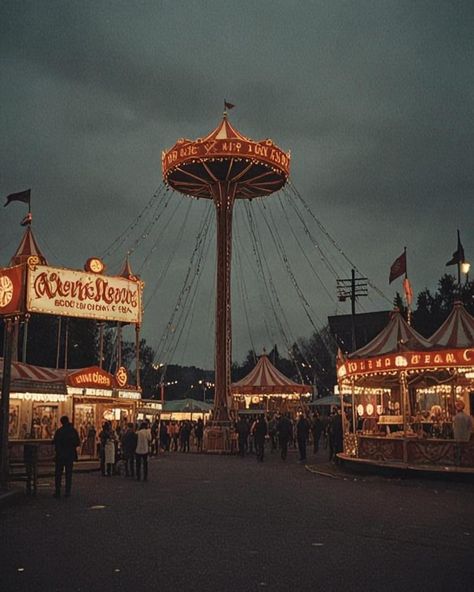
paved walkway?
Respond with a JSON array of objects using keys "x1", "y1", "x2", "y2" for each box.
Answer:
[{"x1": 1, "y1": 448, "x2": 473, "y2": 591}]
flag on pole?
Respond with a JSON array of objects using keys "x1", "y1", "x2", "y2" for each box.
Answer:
[
  {"x1": 389, "y1": 251, "x2": 407, "y2": 284},
  {"x1": 20, "y1": 212, "x2": 32, "y2": 226},
  {"x1": 4, "y1": 188, "x2": 31, "y2": 207},
  {"x1": 446, "y1": 230, "x2": 465, "y2": 266},
  {"x1": 224, "y1": 100, "x2": 235, "y2": 110},
  {"x1": 403, "y1": 277, "x2": 413, "y2": 306}
]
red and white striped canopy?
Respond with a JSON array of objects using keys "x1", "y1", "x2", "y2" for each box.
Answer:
[
  {"x1": 349, "y1": 309, "x2": 432, "y2": 359},
  {"x1": 429, "y1": 301, "x2": 474, "y2": 349},
  {"x1": 231, "y1": 354, "x2": 311, "y2": 395},
  {"x1": 0, "y1": 358, "x2": 65, "y2": 383},
  {"x1": 9, "y1": 226, "x2": 48, "y2": 266}
]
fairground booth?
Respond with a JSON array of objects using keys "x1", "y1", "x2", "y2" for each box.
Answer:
[
  {"x1": 0, "y1": 223, "x2": 144, "y2": 479},
  {"x1": 231, "y1": 353, "x2": 312, "y2": 416},
  {"x1": 2, "y1": 360, "x2": 142, "y2": 461},
  {"x1": 336, "y1": 303, "x2": 474, "y2": 472}
]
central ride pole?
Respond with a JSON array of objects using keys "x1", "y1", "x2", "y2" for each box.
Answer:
[{"x1": 211, "y1": 182, "x2": 237, "y2": 424}]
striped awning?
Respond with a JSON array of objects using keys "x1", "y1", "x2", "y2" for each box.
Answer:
[
  {"x1": 428, "y1": 301, "x2": 474, "y2": 349},
  {"x1": 349, "y1": 309, "x2": 432, "y2": 359},
  {"x1": 231, "y1": 355, "x2": 311, "y2": 395},
  {"x1": 1, "y1": 358, "x2": 65, "y2": 383}
]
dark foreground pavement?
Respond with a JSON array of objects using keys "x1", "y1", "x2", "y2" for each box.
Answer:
[{"x1": 1, "y1": 449, "x2": 473, "y2": 592}]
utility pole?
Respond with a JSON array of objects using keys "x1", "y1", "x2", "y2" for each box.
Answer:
[{"x1": 337, "y1": 269, "x2": 368, "y2": 352}]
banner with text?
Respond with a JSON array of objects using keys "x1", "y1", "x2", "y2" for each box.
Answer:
[{"x1": 26, "y1": 265, "x2": 142, "y2": 324}]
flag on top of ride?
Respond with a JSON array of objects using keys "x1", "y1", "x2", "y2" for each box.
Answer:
[
  {"x1": 446, "y1": 230, "x2": 465, "y2": 266},
  {"x1": 224, "y1": 100, "x2": 235, "y2": 110},
  {"x1": 389, "y1": 250, "x2": 406, "y2": 284},
  {"x1": 4, "y1": 188, "x2": 31, "y2": 207}
]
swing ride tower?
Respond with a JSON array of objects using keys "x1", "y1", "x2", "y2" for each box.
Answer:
[{"x1": 162, "y1": 110, "x2": 290, "y2": 446}]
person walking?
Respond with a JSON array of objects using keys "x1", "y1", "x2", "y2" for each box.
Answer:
[
  {"x1": 104, "y1": 424, "x2": 117, "y2": 476},
  {"x1": 328, "y1": 407, "x2": 343, "y2": 464},
  {"x1": 254, "y1": 415, "x2": 268, "y2": 462},
  {"x1": 311, "y1": 411, "x2": 323, "y2": 454},
  {"x1": 277, "y1": 413, "x2": 293, "y2": 460},
  {"x1": 195, "y1": 418, "x2": 204, "y2": 452},
  {"x1": 296, "y1": 413, "x2": 311, "y2": 462},
  {"x1": 135, "y1": 422, "x2": 152, "y2": 481},
  {"x1": 268, "y1": 414, "x2": 278, "y2": 452},
  {"x1": 121, "y1": 423, "x2": 138, "y2": 477},
  {"x1": 235, "y1": 416, "x2": 250, "y2": 457},
  {"x1": 52, "y1": 416, "x2": 80, "y2": 498}
]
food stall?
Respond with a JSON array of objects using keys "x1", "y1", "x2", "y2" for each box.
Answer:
[
  {"x1": 337, "y1": 304, "x2": 474, "y2": 472},
  {"x1": 2, "y1": 360, "x2": 142, "y2": 460}
]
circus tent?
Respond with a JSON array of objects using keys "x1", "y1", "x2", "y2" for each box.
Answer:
[
  {"x1": 348, "y1": 308, "x2": 432, "y2": 359},
  {"x1": 428, "y1": 301, "x2": 474, "y2": 349},
  {"x1": 232, "y1": 354, "x2": 311, "y2": 395},
  {"x1": 231, "y1": 354, "x2": 311, "y2": 413}
]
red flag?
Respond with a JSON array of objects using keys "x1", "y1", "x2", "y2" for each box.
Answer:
[
  {"x1": 224, "y1": 100, "x2": 235, "y2": 110},
  {"x1": 4, "y1": 188, "x2": 31, "y2": 207},
  {"x1": 403, "y1": 277, "x2": 413, "y2": 306},
  {"x1": 389, "y1": 251, "x2": 406, "y2": 284}
]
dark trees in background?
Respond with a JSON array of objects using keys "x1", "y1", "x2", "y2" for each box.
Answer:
[
  {"x1": 412, "y1": 274, "x2": 474, "y2": 337},
  {"x1": 0, "y1": 315, "x2": 99, "y2": 368}
]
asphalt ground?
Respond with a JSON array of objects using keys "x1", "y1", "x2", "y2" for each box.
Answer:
[{"x1": 1, "y1": 447, "x2": 473, "y2": 592}]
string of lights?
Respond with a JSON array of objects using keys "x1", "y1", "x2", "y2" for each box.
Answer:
[
  {"x1": 101, "y1": 183, "x2": 167, "y2": 260},
  {"x1": 287, "y1": 181, "x2": 393, "y2": 306}
]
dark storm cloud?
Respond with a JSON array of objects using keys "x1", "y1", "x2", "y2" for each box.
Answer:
[{"x1": 1, "y1": 0, "x2": 473, "y2": 365}]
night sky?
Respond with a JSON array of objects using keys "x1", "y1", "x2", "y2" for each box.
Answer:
[{"x1": 1, "y1": 1, "x2": 473, "y2": 368}]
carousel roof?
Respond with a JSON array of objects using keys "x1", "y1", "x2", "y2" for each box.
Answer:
[
  {"x1": 9, "y1": 226, "x2": 48, "y2": 266},
  {"x1": 162, "y1": 114, "x2": 290, "y2": 200},
  {"x1": 200, "y1": 115, "x2": 252, "y2": 143},
  {"x1": 428, "y1": 301, "x2": 474, "y2": 349},
  {"x1": 349, "y1": 309, "x2": 432, "y2": 359},
  {"x1": 231, "y1": 354, "x2": 311, "y2": 395}
]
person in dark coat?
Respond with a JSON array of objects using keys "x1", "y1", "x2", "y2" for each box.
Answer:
[
  {"x1": 296, "y1": 414, "x2": 311, "y2": 462},
  {"x1": 328, "y1": 407, "x2": 343, "y2": 463},
  {"x1": 253, "y1": 415, "x2": 268, "y2": 462},
  {"x1": 195, "y1": 418, "x2": 204, "y2": 452},
  {"x1": 121, "y1": 423, "x2": 138, "y2": 477},
  {"x1": 276, "y1": 413, "x2": 293, "y2": 460},
  {"x1": 311, "y1": 411, "x2": 324, "y2": 454},
  {"x1": 235, "y1": 417, "x2": 250, "y2": 457},
  {"x1": 52, "y1": 416, "x2": 80, "y2": 498}
]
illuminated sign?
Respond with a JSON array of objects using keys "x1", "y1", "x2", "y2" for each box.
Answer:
[
  {"x1": 0, "y1": 265, "x2": 25, "y2": 316},
  {"x1": 26, "y1": 264, "x2": 142, "y2": 324},
  {"x1": 68, "y1": 367, "x2": 114, "y2": 389},
  {"x1": 163, "y1": 138, "x2": 290, "y2": 177},
  {"x1": 338, "y1": 348, "x2": 474, "y2": 378}
]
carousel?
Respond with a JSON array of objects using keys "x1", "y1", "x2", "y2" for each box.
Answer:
[
  {"x1": 337, "y1": 303, "x2": 474, "y2": 473},
  {"x1": 231, "y1": 352, "x2": 312, "y2": 415}
]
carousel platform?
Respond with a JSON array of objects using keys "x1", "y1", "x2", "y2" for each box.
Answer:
[{"x1": 337, "y1": 453, "x2": 474, "y2": 481}]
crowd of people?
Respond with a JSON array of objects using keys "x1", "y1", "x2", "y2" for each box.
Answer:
[
  {"x1": 234, "y1": 407, "x2": 344, "y2": 463},
  {"x1": 51, "y1": 408, "x2": 345, "y2": 497}
]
